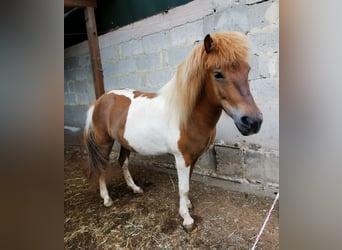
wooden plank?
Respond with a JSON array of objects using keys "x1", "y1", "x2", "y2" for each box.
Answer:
[
  {"x1": 64, "y1": 0, "x2": 97, "y2": 8},
  {"x1": 84, "y1": 7, "x2": 105, "y2": 99}
]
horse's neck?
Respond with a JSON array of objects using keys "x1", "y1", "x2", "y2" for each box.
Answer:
[{"x1": 189, "y1": 82, "x2": 222, "y2": 130}]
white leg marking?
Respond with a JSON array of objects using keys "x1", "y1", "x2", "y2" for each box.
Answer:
[
  {"x1": 99, "y1": 173, "x2": 113, "y2": 207},
  {"x1": 186, "y1": 197, "x2": 193, "y2": 209},
  {"x1": 122, "y1": 159, "x2": 143, "y2": 194},
  {"x1": 175, "y1": 155, "x2": 194, "y2": 227}
]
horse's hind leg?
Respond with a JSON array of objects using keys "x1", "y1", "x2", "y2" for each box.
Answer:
[
  {"x1": 99, "y1": 172, "x2": 113, "y2": 207},
  {"x1": 84, "y1": 127, "x2": 114, "y2": 207},
  {"x1": 119, "y1": 146, "x2": 143, "y2": 194},
  {"x1": 97, "y1": 141, "x2": 114, "y2": 207}
]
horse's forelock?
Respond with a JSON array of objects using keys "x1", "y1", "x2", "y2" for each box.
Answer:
[{"x1": 205, "y1": 32, "x2": 250, "y2": 69}]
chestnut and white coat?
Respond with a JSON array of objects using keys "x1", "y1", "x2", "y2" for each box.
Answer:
[{"x1": 84, "y1": 32, "x2": 263, "y2": 232}]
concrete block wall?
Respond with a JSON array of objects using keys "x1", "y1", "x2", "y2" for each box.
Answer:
[{"x1": 64, "y1": 0, "x2": 279, "y2": 195}]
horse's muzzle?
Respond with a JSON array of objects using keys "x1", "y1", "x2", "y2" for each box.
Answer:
[{"x1": 235, "y1": 113, "x2": 263, "y2": 136}]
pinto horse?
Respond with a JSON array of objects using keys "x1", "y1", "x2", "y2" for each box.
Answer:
[{"x1": 84, "y1": 32, "x2": 262, "y2": 232}]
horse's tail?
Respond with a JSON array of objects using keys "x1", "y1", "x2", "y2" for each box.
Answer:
[{"x1": 83, "y1": 105, "x2": 108, "y2": 181}]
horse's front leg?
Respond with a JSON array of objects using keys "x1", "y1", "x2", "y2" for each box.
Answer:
[{"x1": 174, "y1": 155, "x2": 196, "y2": 232}]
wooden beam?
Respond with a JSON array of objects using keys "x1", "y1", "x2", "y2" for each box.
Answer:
[
  {"x1": 84, "y1": 7, "x2": 105, "y2": 99},
  {"x1": 64, "y1": 0, "x2": 97, "y2": 8}
]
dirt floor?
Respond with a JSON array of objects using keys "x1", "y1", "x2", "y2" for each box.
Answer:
[{"x1": 64, "y1": 146, "x2": 279, "y2": 249}]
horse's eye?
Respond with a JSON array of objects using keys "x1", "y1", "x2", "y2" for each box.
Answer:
[{"x1": 214, "y1": 71, "x2": 224, "y2": 80}]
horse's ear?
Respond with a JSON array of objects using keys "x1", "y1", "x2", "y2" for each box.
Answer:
[{"x1": 204, "y1": 34, "x2": 213, "y2": 53}]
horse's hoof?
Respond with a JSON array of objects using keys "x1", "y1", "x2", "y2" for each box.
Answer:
[
  {"x1": 182, "y1": 223, "x2": 198, "y2": 234},
  {"x1": 104, "y1": 199, "x2": 113, "y2": 207},
  {"x1": 134, "y1": 188, "x2": 144, "y2": 194}
]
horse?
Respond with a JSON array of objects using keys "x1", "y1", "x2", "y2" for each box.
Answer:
[{"x1": 83, "y1": 32, "x2": 263, "y2": 233}]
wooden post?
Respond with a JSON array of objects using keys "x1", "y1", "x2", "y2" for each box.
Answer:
[
  {"x1": 64, "y1": 0, "x2": 97, "y2": 8},
  {"x1": 84, "y1": 7, "x2": 105, "y2": 99}
]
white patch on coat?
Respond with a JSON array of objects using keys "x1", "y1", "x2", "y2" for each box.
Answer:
[
  {"x1": 123, "y1": 90, "x2": 181, "y2": 155},
  {"x1": 85, "y1": 105, "x2": 94, "y2": 131},
  {"x1": 107, "y1": 88, "x2": 134, "y2": 100}
]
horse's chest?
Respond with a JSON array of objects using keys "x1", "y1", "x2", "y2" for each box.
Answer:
[{"x1": 177, "y1": 126, "x2": 216, "y2": 166}]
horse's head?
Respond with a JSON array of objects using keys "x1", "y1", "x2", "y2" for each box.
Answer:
[{"x1": 203, "y1": 32, "x2": 263, "y2": 136}]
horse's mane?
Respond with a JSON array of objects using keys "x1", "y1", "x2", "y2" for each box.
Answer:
[{"x1": 159, "y1": 32, "x2": 250, "y2": 127}]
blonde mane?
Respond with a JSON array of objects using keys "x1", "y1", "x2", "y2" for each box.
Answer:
[{"x1": 159, "y1": 32, "x2": 250, "y2": 127}]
